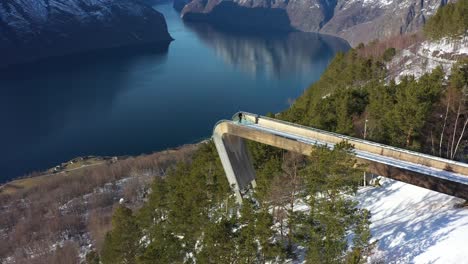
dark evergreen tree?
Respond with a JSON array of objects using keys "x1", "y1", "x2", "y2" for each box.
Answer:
[
  {"x1": 424, "y1": 0, "x2": 468, "y2": 40},
  {"x1": 299, "y1": 142, "x2": 367, "y2": 263},
  {"x1": 101, "y1": 206, "x2": 141, "y2": 264},
  {"x1": 85, "y1": 251, "x2": 100, "y2": 264},
  {"x1": 238, "y1": 201, "x2": 258, "y2": 263}
]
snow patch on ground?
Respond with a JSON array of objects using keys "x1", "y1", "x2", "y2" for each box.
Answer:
[
  {"x1": 388, "y1": 37, "x2": 468, "y2": 82},
  {"x1": 362, "y1": 0, "x2": 392, "y2": 7},
  {"x1": 420, "y1": 37, "x2": 468, "y2": 57},
  {"x1": 357, "y1": 177, "x2": 468, "y2": 263},
  {"x1": 343, "y1": 0, "x2": 395, "y2": 9}
]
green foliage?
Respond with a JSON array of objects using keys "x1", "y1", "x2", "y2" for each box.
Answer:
[
  {"x1": 303, "y1": 142, "x2": 363, "y2": 197},
  {"x1": 101, "y1": 206, "x2": 141, "y2": 264},
  {"x1": 255, "y1": 208, "x2": 283, "y2": 261},
  {"x1": 366, "y1": 80, "x2": 396, "y2": 143},
  {"x1": 424, "y1": 0, "x2": 468, "y2": 40},
  {"x1": 282, "y1": 42, "x2": 446, "y2": 152},
  {"x1": 386, "y1": 69, "x2": 443, "y2": 148},
  {"x1": 196, "y1": 217, "x2": 238, "y2": 263},
  {"x1": 85, "y1": 251, "x2": 100, "y2": 264},
  {"x1": 100, "y1": 140, "x2": 371, "y2": 263},
  {"x1": 101, "y1": 142, "x2": 283, "y2": 263},
  {"x1": 281, "y1": 49, "x2": 384, "y2": 132},
  {"x1": 137, "y1": 176, "x2": 168, "y2": 228},
  {"x1": 252, "y1": 156, "x2": 282, "y2": 203},
  {"x1": 382, "y1": 47, "x2": 396, "y2": 62},
  {"x1": 238, "y1": 201, "x2": 259, "y2": 262},
  {"x1": 450, "y1": 58, "x2": 468, "y2": 89},
  {"x1": 139, "y1": 142, "x2": 230, "y2": 263},
  {"x1": 296, "y1": 142, "x2": 368, "y2": 263},
  {"x1": 136, "y1": 224, "x2": 184, "y2": 264}
]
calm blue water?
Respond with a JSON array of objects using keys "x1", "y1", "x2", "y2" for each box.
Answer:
[{"x1": 0, "y1": 2, "x2": 349, "y2": 182}]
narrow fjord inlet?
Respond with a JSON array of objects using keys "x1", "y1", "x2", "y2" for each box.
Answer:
[{"x1": 0, "y1": 2, "x2": 349, "y2": 181}]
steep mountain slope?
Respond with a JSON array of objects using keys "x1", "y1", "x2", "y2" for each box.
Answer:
[
  {"x1": 0, "y1": 0, "x2": 173, "y2": 68},
  {"x1": 321, "y1": 0, "x2": 450, "y2": 45},
  {"x1": 180, "y1": 0, "x2": 455, "y2": 46}
]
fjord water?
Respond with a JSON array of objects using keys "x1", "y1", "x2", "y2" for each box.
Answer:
[{"x1": 0, "y1": 2, "x2": 349, "y2": 182}]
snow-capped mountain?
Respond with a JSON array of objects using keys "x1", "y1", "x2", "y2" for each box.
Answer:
[
  {"x1": 180, "y1": 0, "x2": 455, "y2": 46},
  {"x1": 0, "y1": 0, "x2": 173, "y2": 68}
]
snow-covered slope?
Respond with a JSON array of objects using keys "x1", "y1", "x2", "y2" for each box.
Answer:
[
  {"x1": 357, "y1": 177, "x2": 468, "y2": 263},
  {"x1": 0, "y1": 0, "x2": 173, "y2": 68},
  {"x1": 387, "y1": 36, "x2": 468, "y2": 82}
]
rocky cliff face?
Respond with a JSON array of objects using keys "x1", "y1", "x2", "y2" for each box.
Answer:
[
  {"x1": 181, "y1": 0, "x2": 454, "y2": 46},
  {"x1": 0, "y1": 0, "x2": 173, "y2": 68},
  {"x1": 322, "y1": 0, "x2": 453, "y2": 45}
]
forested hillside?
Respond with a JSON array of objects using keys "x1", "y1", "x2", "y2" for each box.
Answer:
[
  {"x1": 424, "y1": 0, "x2": 468, "y2": 40},
  {"x1": 97, "y1": 142, "x2": 371, "y2": 263},
  {"x1": 282, "y1": 52, "x2": 467, "y2": 159}
]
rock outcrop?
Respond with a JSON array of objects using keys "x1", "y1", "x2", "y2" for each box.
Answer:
[
  {"x1": 0, "y1": 0, "x2": 173, "y2": 68},
  {"x1": 180, "y1": 0, "x2": 455, "y2": 46}
]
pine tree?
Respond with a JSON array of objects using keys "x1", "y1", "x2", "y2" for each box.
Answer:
[
  {"x1": 137, "y1": 224, "x2": 184, "y2": 264},
  {"x1": 137, "y1": 176, "x2": 168, "y2": 228},
  {"x1": 424, "y1": 0, "x2": 468, "y2": 40},
  {"x1": 255, "y1": 208, "x2": 282, "y2": 263},
  {"x1": 300, "y1": 142, "x2": 366, "y2": 263},
  {"x1": 85, "y1": 251, "x2": 100, "y2": 264},
  {"x1": 197, "y1": 217, "x2": 238, "y2": 263},
  {"x1": 238, "y1": 201, "x2": 258, "y2": 263},
  {"x1": 366, "y1": 80, "x2": 395, "y2": 143},
  {"x1": 101, "y1": 206, "x2": 141, "y2": 264},
  {"x1": 388, "y1": 68, "x2": 443, "y2": 149},
  {"x1": 136, "y1": 142, "x2": 233, "y2": 263}
]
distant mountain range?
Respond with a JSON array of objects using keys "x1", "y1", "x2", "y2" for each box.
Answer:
[
  {"x1": 0, "y1": 0, "x2": 173, "y2": 68},
  {"x1": 0, "y1": 0, "x2": 455, "y2": 68},
  {"x1": 179, "y1": 0, "x2": 455, "y2": 46}
]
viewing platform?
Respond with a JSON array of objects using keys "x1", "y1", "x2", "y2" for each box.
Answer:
[{"x1": 213, "y1": 112, "x2": 468, "y2": 202}]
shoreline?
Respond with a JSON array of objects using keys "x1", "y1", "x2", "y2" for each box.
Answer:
[{"x1": 0, "y1": 141, "x2": 208, "y2": 196}]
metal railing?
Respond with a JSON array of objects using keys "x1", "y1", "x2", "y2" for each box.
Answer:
[{"x1": 235, "y1": 111, "x2": 468, "y2": 169}]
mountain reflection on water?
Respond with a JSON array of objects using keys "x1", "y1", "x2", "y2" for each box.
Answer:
[{"x1": 186, "y1": 23, "x2": 350, "y2": 78}]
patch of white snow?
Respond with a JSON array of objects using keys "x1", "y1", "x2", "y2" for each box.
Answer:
[{"x1": 357, "y1": 177, "x2": 468, "y2": 263}]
